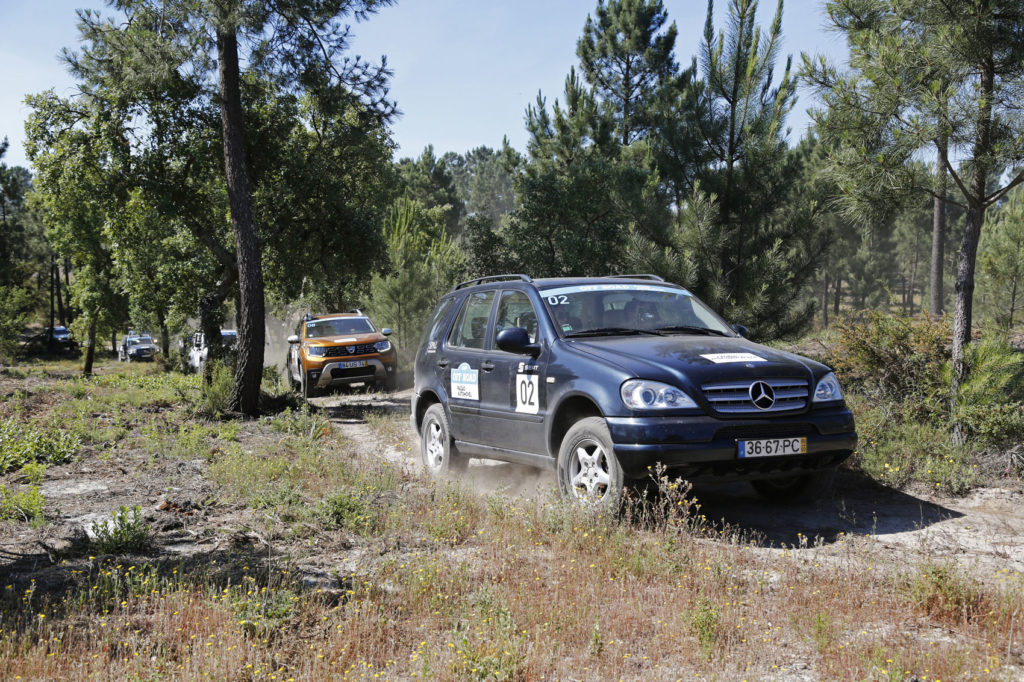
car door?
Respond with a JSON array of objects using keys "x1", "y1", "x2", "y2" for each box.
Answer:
[
  {"x1": 440, "y1": 289, "x2": 496, "y2": 443},
  {"x1": 477, "y1": 289, "x2": 548, "y2": 455}
]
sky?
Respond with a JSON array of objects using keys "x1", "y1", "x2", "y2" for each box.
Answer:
[{"x1": 0, "y1": 0, "x2": 846, "y2": 170}]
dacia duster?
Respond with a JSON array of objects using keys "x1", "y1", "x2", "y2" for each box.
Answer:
[
  {"x1": 411, "y1": 275, "x2": 857, "y2": 505},
  {"x1": 287, "y1": 311, "x2": 398, "y2": 398}
]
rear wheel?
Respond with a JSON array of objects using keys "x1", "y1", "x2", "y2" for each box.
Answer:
[
  {"x1": 420, "y1": 404, "x2": 467, "y2": 476},
  {"x1": 557, "y1": 417, "x2": 624, "y2": 508},
  {"x1": 750, "y1": 469, "x2": 836, "y2": 503}
]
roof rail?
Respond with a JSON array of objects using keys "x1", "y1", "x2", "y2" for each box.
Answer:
[
  {"x1": 347, "y1": 309, "x2": 363, "y2": 315},
  {"x1": 453, "y1": 274, "x2": 533, "y2": 290},
  {"x1": 601, "y1": 274, "x2": 665, "y2": 282}
]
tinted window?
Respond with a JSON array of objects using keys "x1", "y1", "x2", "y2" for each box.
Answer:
[
  {"x1": 420, "y1": 298, "x2": 455, "y2": 349},
  {"x1": 448, "y1": 291, "x2": 495, "y2": 349},
  {"x1": 493, "y1": 290, "x2": 538, "y2": 345},
  {"x1": 305, "y1": 317, "x2": 375, "y2": 338}
]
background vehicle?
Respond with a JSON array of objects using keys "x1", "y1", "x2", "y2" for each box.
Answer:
[
  {"x1": 412, "y1": 274, "x2": 857, "y2": 507},
  {"x1": 118, "y1": 333, "x2": 158, "y2": 362},
  {"x1": 286, "y1": 311, "x2": 397, "y2": 399},
  {"x1": 187, "y1": 330, "x2": 238, "y2": 373}
]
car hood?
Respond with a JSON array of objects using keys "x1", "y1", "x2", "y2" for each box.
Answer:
[
  {"x1": 568, "y1": 334, "x2": 829, "y2": 388},
  {"x1": 130, "y1": 343, "x2": 157, "y2": 351},
  {"x1": 306, "y1": 333, "x2": 383, "y2": 347}
]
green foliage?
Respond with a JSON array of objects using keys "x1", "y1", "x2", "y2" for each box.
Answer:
[
  {"x1": 688, "y1": 595, "x2": 720, "y2": 660},
  {"x1": 0, "y1": 484, "x2": 45, "y2": 523},
  {"x1": 196, "y1": 361, "x2": 234, "y2": 418},
  {"x1": 0, "y1": 418, "x2": 80, "y2": 473},
  {"x1": 946, "y1": 334, "x2": 1024, "y2": 447},
  {"x1": 0, "y1": 286, "x2": 32, "y2": 361},
  {"x1": 266, "y1": 405, "x2": 330, "y2": 441},
  {"x1": 980, "y1": 189, "x2": 1024, "y2": 329},
  {"x1": 831, "y1": 312, "x2": 949, "y2": 404},
  {"x1": 369, "y1": 197, "x2": 465, "y2": 360},
  {"x1": 396, "y1": 146, "x2": 463, "y2": 236},
  {"x1": 90, "y1": 505, "x2": 152, "y2": 554},
  {"x1": 907, "y1": 562, "x2": 986, "y2": 625},
  {"x1": 318, "y1": 488, "x2": 382, "y2": 535},
  {"x1": 19, "y1": 462, "x2": 46, "y2": 485}
]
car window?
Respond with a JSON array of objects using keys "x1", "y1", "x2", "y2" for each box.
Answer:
[
  {"x1": 448, "y1": 291, "x2": 495, "y2": 349},
  {"x1": 305, "y1": 317, "x2": 375, "y2": 338},
  {"x1": 420, "y1": 298, "x2": 454, "y2": 350},
  {"x1": 493, "y1": 290, "x2": 538, "y2": 345},
  {"x1": 541, "y1": 283, "x2": 733, "y2": 335}
]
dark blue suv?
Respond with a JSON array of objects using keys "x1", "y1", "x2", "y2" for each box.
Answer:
[{"x1": 411, "y1": 274, "x2": 856, "y2": 505}]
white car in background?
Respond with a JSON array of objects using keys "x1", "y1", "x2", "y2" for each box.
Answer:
[{"x1": 187, "y1": 330, "x2": 238, "y2": 372}]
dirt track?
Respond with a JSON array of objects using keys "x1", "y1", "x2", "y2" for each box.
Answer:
[{"x1": 318, "y1": 388, "x2": 1024, "y2": 575}]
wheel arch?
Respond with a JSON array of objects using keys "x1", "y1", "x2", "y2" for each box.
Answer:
[
  {"x1": 547, "y1": 393, "x2": 603, "y2": 457},
  {"x1": 414, "y1": 389, "x2": 444, "y2": 433}
]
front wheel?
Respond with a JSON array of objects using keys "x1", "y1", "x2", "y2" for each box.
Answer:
[
  {"x1": 557, "y1": 417, "x2": 624, "y2": 508},
  {"x1": 300, "y1": 367, "x2": 316, "y2": 400},
  {"x1": 420, "y1": 404, "x2": 467, "y2": 476},
  {"x1": 750, "y1": 469, "x2": 836, "y2": 503}
]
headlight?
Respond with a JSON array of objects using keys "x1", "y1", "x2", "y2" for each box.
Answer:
[
  {"x1": 374, "y1": 340, "x2": 392, "y2": 352},
  {"x1": 621, "y1": 379, "x2": 698, "y2": 410},
  {"x1": 813, "y1": 372, "x2": 843, "y2": 403},
  {"x1": 307, "y1": 346, "x2": 327, "y2": 357}
]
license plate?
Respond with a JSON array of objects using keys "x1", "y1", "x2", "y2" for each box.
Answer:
[
  {"x1": 340, "y1": 360, "x2": 366, "y2": 369},
  {"x1": 738, "y1": 437, "x2": 807, "y2": 458}
]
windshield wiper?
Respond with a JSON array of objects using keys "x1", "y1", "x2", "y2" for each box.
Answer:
[
  {"x1": 652, "y1": 325, "x2": 729, "y2": 336},
  {"x1": 564, "y1": 327, "x2": 661, "y2": 338}
]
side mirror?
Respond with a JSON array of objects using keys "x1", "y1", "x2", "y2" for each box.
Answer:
[
  {"x1": 731, "y1": 323, "x2": 749, "y2": 338},
  {"x1": 381, "y1": 328, "x2": 393, "y2": 337},
  {"x1": 287, "y1": 335, "x2": 300, "y2": 344},
  {"x1": 496, "y1": 327, "x2": 541, "y2": 357}
]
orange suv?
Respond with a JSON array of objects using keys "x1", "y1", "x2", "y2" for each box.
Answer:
[{"x1": 286, "y1": 311, "x2": 398, "y2": 398}]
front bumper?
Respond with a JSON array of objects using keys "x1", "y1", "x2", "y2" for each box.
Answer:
[
  {"x1": 606, "y1": 406, "x2": 857, "y2": 481},
  {"x1": 307, "y1": 358, "x2": 397, "y2": 388}
]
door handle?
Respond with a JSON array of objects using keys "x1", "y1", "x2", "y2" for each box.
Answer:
[
  {"x1": 480, "y1": 361, "x2": 495, "y2": 372},
  {"x1": 437, "y1": 358, "x2": 450, "y2": 369}
]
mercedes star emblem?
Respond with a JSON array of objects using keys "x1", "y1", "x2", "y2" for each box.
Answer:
[{"x1": 749, "y1": 381, "x2": 775, "y2": 410}]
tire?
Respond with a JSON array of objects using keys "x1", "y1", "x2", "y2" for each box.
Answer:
[
  {"x1": 287, "y1": 355, "x2": 299, "y2": 390},
  {"x1": 557, "y1": 416, "x2": 624, "y2": 508},
  {"x1": 420, "y1": 404, "x2": 467, "y2": 476},
  {"x1": 750, "y1": 469, "x2": 836, "y2": 503}
]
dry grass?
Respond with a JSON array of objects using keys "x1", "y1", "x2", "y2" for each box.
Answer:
[{"x1": 0, "y1": 362, "x2": 1022, "y2": 680}]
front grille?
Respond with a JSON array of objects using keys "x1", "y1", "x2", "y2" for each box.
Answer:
[
  {"x1": 701, "y1": 378, "x2": 808, "y2": 414},
  {"x1": 322, "y1": 343, "x2": 377, "y2": 358}
]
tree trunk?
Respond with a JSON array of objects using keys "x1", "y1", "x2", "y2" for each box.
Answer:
[
  {"x1": 217, "y1": 23, "x2": 265, "y2": 416},
  {"x1": 63, "y1": 257, "x2": 74, "y2": 324},
  {"x1": 951, "y1": 56, "x2": 995, "y2": 423},
  {"x1": 54, "y1": 260, "x2": 66, "y2": 327},
  {"x1": 82, "y1": 317, "x2": 97, "y2": 376},
  {"x1": 200, "y1": 290, "x2": 225, "y2": 386},
  {"x1": 833, "y1": 275, "x2": 842, "y2": 316},
  {"x1": 931, "y1": 139, "x2": 947, "y2": 317},
  {"x1": 158, "y1": 309, "x2": 170, "y2": 358},
  {"x1": 48, "y1": 254, "x2": 55, "y2": 353},
  {"x1": 821, "y1": 270, "x2": 829, "y2": 328}
]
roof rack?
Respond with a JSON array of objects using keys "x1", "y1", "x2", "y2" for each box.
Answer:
[
  {"x1": 453, "y1": 274, "x2": 533, "y2": 290},
  {"x1": 347, "y1": 309, "x2": 362, "y2": 315},
  {"x1": 601, "y1": 274, "x2": 665, "y2": 282}
]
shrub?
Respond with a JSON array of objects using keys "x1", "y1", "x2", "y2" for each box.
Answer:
[
  {"x1": 907, "y1": 562, "x2": 987, "y2": 626},
  {"x1": 90, "y1": 505, "x2": 151, "y2": 554},
  {"x1": 318, "y1": 489, "x2": 381, "y2": 535},
  {"x1": 197, "y1": 361, "x2": 233, "y2": 417},
  {"x1": 947, "y1": 333, "x2": 1024, "y2": 446},
  {"x1": 0, "y1": 418, "x2": 80, "y2": 473},
  {"x1": 831, "y1": 312, "x2": 948, "y2": 405},
  {"x1": 0, "y1": 484, "x2": 45, "y2": 523}
]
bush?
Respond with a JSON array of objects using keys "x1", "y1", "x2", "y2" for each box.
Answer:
[
  {"x1": 947, "y1": 333, "x2": 1024, "y2": 447},
  {"x1": 196, "y1": 361, "x2": 233, "y2": 417},
  {"x1": 0, "y1": 484, "x2": 45, "y2": 523},
  {"x1": 90, "y1": 505, "x2": 151, "y2": 554},
  {"x1": 831, "y1": 312, "x2": 949, "y2": 406},
  {"x1": 0, "y1": 418, "x2": 80, "y2": 473}
]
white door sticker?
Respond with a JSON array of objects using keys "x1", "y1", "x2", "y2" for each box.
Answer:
[
  {"x1": 451, "y1": 362, "x2": 479, "y2": 400},
  {"x1": 700, "y1": 353, "x2": 766, "y2": 364},
  {"x1": 515, "y1": 373, "x2": 540, "y2": 414}
]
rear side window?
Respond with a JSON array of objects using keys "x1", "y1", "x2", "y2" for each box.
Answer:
[
  {"x1": 448, "y1": 291, "x2": 495, "y2": 349},
  {"x1": 420, "y1": 298, "x2": 455, "y2": 349}
]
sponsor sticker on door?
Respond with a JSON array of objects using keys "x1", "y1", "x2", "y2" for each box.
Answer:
[{"x1": 451, "y1": 362, "x2": 479, "y2": 400}]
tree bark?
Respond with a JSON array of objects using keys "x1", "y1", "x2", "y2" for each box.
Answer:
[
  {"x1": 82, "y1": 316, "x2": 97, "y2": 376},
  {"x1": 931, "y1": 139, "x2": 947, "y2": 317},
  {"x1": 821, "y1": 270, "x2": 829, "y2": 328},
  {"x1": 54, "y1": 260, "x2": 66, "y2": 327},
  {"x1": 199, "y1": 290, "x2": 224, "y2": 386},
  {"x1": 951, "y1": 55, "x2": 995, "y2": 419},
  {"x1": 217, "y1": 23, "x2": 265, "y2": 416}
]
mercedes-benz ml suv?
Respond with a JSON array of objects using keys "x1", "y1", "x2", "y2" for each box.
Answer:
[
  {"x1": 287, "y1": 311, "x2": 398, "y2": 398},
  {"x1": 411, "y1": 274, "x2": 856, "y2": 505}
]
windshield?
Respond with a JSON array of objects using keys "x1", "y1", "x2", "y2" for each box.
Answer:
[
  {"x1": 539, "y1": 284, "x2": 734, "y2": 337},
  {"x1": 305, "y1": 317, "x2": 375, "y2": 339},
  {"x1": 129, "y1": 336, "x2": 153, "y2": 345}
]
